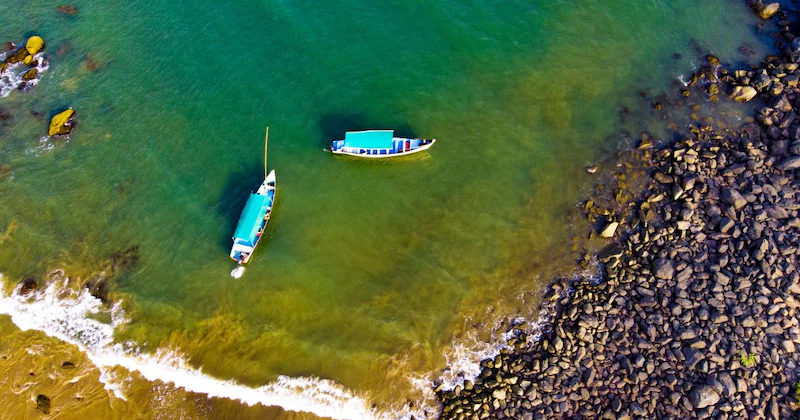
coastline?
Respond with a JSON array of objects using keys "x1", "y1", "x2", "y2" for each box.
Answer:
[
  {"x1": 435, "y1": 2, "x2": 800, "y2": 418},
  {"x1": 0, "y1": 1, "x2": 781, "y2": 419}
]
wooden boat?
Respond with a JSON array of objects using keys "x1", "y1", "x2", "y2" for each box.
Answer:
[
  {"x1": 330, "y1": 130, "x2": 435, "y2": 158},
  {"x1": 230, "y1": 128, "x2": 276, "y2": 265}
]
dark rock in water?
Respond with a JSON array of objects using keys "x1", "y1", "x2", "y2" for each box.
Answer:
[
  {"x1": 57, "y1": 5, "x2": 79, "y2": 15},
  {"x1": 84, "y1": 246, "x2": 140, "y2": 302},
  {"x1": 85, "y1": 55, "x2": 100, "y2": 72},
  {"x1": 707, "y1": 54, "x2": 720, "y2": 66},
  {"x1": 776, "y1": 156, "x2": 800, "y2": 170},
  {"x1": 35, "y1": 395, "x2": 50, "y2": 414},
  {"x1": 19, "y1": 278, "x2": 37, "y2": 295},
  {"x1": 652, "y1": 259, "x2": 675, "y2": 279}
]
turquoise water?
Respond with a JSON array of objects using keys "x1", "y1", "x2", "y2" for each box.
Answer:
[{"x1": 0, "y1": 0, "x2": 766, "y2": 417}]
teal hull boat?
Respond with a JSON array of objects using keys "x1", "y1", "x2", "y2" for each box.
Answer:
[
  {"x1": 331, "y1": 130, "x2": 435, "y2": 158},
  {"x1": 230, "y1": 170, "x2": 276, "y2": 264},
  {"x1": 230, "y1": 127, "x2": 276, "y2": 267}
]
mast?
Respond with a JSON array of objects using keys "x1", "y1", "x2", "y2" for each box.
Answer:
[{"x1": 264, "y1": 126, "x2": 269, "y2": 181}]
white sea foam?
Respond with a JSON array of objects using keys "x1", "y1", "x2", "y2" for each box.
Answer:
[
  {"x1": 0, "y1": 52, "x2": 49, "y2": 98},
  {"x1": 0, "y1": 273, "x2": 385, "y2": 420}
]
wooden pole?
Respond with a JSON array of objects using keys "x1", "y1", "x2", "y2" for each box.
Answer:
[{"x1": 264, "y1": 126, "x2": 269, "y2": 181}]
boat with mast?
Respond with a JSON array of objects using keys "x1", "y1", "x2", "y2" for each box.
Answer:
[
  {"x1": 230, "y1": 127, "x2": 276, "y2": 268},
  {"x1": 330, "y1": 130, "x2": 435, "y2": 158}
]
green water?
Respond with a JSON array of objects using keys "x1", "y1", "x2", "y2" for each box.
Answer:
[{"x1": 0, "y1": 0, "x2": 767, "y2": 417}]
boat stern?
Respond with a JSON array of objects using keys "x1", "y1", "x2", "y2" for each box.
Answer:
[
  {"x1": 230, "y1": 240, "x2": 255, "y2": 264},
  {"x1": 331, "y1": 140, "x2": 345, "y2": 153}
]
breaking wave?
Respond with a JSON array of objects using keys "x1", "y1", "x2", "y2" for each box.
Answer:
[
  {"x1": 0, "y1": 52, "x2": 49, "y2": 98},
  {"x1": 0, "y1": 273, "x2": 385, "y2": 420}
]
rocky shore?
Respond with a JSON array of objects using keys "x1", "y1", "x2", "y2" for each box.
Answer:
[{"x1": 435, "y1": 3, "x2": 800, "y2": 419}]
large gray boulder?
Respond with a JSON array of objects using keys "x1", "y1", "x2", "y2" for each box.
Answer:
[
  {"x1": 652, "y1": 259, "x2": 675, "y2": 279},
  {"x1": 721, "y1": 188, "x2": 747, "y2": 209},
  {"x1": 776, "y1": 156, "x2": 800, "y2": 171},
  {"x1": 689, "y1": 385, "x2": 721, "y2": 409}
]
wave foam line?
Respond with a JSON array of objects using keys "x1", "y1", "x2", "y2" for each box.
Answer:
[{"x1": 0, "y1": 274, "x2": 384, "y2": 420}]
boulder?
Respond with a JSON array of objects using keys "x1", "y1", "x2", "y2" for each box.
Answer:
[
  {"x1": 731, "y1": 86, "x2": 757, "y2": 102},
  {"x1": 776, "y1": 156, "x2": 800, "y2": 171},
  {"x1": 789, "y1": 38, "x2": 800, "y2": 64},
  {"x1": 25, "y1": 36, "x2": 44, "y2": 55},
  {"x1": 48, "y1": 108, "x2": 75, "y2": 136},
  {"x1": 752, "y1": 2, "x2": 780, "y2": 19},
  {"x1": 22, "y1": 68, "x2": 37, "y2": 80},
  {"x1": 689, "y1": 385, "x2": 721, "y2": 409},
  {"x1": 600, "y1": 222, "x2": 619, "y2": 238},
  {"x1": 721, "y1": 188, "x2": 747, "y2": 209},
  {"x1": 652, "y1": 259, "x2": 675, "y2": 280}
]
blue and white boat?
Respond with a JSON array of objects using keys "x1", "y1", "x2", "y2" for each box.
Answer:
[
  {"x1": 230, "y1": 128, "x2": 276, "y2": 266},
  {"x1": 330, "y1": 130, "x2": 435, "y2": 158}
]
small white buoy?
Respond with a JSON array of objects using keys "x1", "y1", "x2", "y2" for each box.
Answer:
[{"x1": 231, "y1": 266, "x2": 245, "y2": 279}]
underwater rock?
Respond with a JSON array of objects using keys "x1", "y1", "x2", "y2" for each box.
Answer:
[
  {"x1": 84, "y1": 246, "x2": 140, "y2": 302},
  {"x1": 35, "y1": 394, "x2": 51, "y2": 414},
  {"x1": 48, "y1": 109, "x2": 75, "y2": 136},
  {"x1": 25, "y1": 36, "x2": 44, "y2": 55},
  {"x1": 84, "y1": 55, "x2": 100, "y2": 72},
  {"x1": 57, "y1": 5, "x2": 79, "y2": 15},
  {"x1": 731, "y1": 86, "x2": 757, "y2": 102}
]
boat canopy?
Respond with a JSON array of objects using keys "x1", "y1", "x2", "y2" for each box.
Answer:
[
  {"x1": 233, "y1": 193, "x2": 271, "y2": 246},
  {"x1": 343, "y1": 130, "x2": 394, "y2": 149}
]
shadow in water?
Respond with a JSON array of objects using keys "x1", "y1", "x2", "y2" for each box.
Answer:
[
  {"x1": 215, "y1": 163, "x2": 263, "y2": 251},
  {"x1": 317, "y1": 113, "x2": 419, "y2": 147}
]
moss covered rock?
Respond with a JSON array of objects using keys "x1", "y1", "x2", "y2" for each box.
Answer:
[
  {"x1": 48, "y1": 108, "x2": 75, "y2": 136},
  {"x1": 22, "y1": 68, "x2": 37, "y2": 80},
  {"x1": 25, "y1": 36, "x2": 44, "y2": 55}
]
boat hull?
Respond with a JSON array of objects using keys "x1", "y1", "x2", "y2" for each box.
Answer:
[
  {"x1": 331, "y1": 140, "x2": 435, "y2": 158},
  {"x1": 230, "y1": 170, "x2": 276, "y2": 264}
]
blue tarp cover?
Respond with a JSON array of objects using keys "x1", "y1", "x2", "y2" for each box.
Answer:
[
  {"x1": 343, "y1": 130, "x2": 394, "y2": 149},
  {"x1": 233, "y1": 193, "x2": 272, "y2": 246}
]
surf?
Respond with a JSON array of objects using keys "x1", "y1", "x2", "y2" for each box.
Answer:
[{"x1": 0, "y1": 272, "x2": 385, "y2": 420}]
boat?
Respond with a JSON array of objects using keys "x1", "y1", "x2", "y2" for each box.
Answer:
[
  {"x1": 230, "y1": 127, "x2": 276, "y2": 265},
  {"x1": 330, "y1": 130, "x2": 435, "y2": 158}
]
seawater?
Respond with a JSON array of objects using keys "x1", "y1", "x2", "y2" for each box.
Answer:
[{"x1": 0, "y1": 0, "x2": 768, "y2": 418}]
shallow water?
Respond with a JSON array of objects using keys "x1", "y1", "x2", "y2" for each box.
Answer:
[{"x1": 0, "y1": 0, "x2": 769, "y2": 418}]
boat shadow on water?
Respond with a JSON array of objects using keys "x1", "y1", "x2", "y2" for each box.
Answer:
[{"x1": 214, "y1": 164, "x2": 266, "y2": 252}]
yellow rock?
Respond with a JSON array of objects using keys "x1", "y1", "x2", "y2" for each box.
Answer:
[
  {"x1": 22, "y1": 55, "x2": 33, "y2": 66},
  {"x1": 25, "y1": 36, "x2": 44, "y2": 55},
  {"x1": 49, "y1": 109, "x2": 75, "y2": 136}
]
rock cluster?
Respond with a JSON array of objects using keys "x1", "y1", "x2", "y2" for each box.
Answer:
[
  {"x1": 0, "y1": 35, "x2": 48, "y2": 95},
  {"x1": 435, "y1": 5, "x2": 800, "y2": 420},
  {"x1": 0, "y1": 36, "x2": 44, "y2": 73}
]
